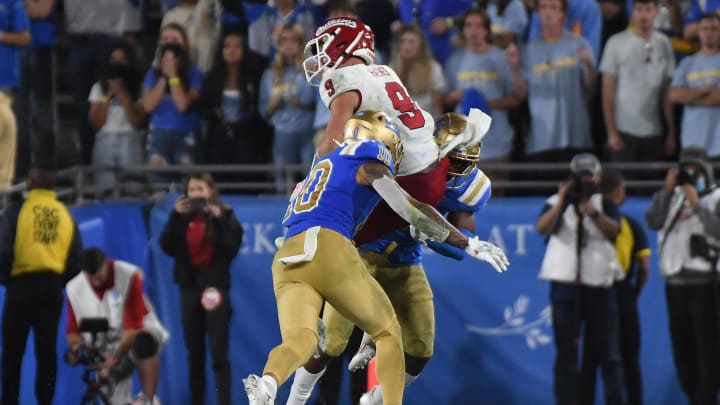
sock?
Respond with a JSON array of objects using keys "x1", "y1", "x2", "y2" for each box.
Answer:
[
  {"x1": 361, "y1": 331, "x2": 374, "y2": 347},
  {"x1": 366, "y1": 373, "x2": 419, "y2": 405},
  {"x1": 261, "y1": 375, "x2": 278, "y2": 400},
  {"x1": 286, "y1": 367, "x2": 326, "y2": 405},
  {"x1": 142, "y1": 394, "x2": 154, "y2": 405},
  {"x1": 405, "y1": 372, "x2": 419, "y2": 387},
  {"x1": 369, "y1": 385, "x2": 383, "y2": 405}
]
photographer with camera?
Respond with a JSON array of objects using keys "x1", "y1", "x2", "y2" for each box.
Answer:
[
  {"x1": 88, "y1": 41, "x2": 146, "y2": 190},
  {"x1": 65, "y1": 248, "x2": 168, "y2": 405},
  {"x1": 159, "y1": 172, "x2": 243, "y2": 405},
  {"x1": 645, "y1": 146, "x2": 720, "y2": 404},
  {"x1": 536, "y1": 153, "x2": 625, "y2": 405}
]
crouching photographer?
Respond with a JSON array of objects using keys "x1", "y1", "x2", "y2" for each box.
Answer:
[
  {"x1": 65, "y1": 248, "x2": 169, "y2": 405},
  {"x1": 645, "y1": 147, "x2": 720, "y2": 404},
  {"x1": 536, "y1": 154, "x2": 625, "y2": 405},
  {"x1": 159, "y1": 173, "x2": 243, "y2": 405}
]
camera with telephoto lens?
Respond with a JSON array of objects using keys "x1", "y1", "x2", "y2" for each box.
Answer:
[
  {"x1": 566, "y1": 174, "x2": 597, "y2": 205},
  {"x1": 160, "y1": 43, "x2": 186, "y2": 58},
  {"x1": 72, "y1": 345, "x2": 105, "y2": 366},
  {"x1": 187, "y1": 197, "x2": 208, "y2": 214},
  {"x1": 105, "y1": 62, "x2": 130, "y2": 81},
  {"x1": 65, "y1": 318, "x2": 109, "y2": 366},
  {"x1": 677, "y1": 168, "x2": 697, "y2": 187}
]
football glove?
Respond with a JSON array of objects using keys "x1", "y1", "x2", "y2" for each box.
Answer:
[{"x1": 465, "y1": 236, "x2": 509, "y2": 273}]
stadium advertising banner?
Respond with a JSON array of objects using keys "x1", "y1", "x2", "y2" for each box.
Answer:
[{"x1": 1, "y1": 196, "x2": 684, "y2": 404}]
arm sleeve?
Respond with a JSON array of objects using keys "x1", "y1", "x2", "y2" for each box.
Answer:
[
  {"x1": 580, "y1": 0, "x2": 602, "y2": 61},
  {"x1": 628, "y1": 217, "x2": 651, "y2": 258},
  {"x1": 213, "y1": 209, "x2": 244, "y2": 259},
  {"x1": 159, "y1": 211, "x2": 188, "y2": 257},
  {"x1": 684, "y1": 0, "x2": 701, "y2": 24},
  {"x1": 598, "y1": 37, "x2": 617, "y2": 75},
  {"x1": 123, "y1": 273, "x2": 147, "y2": 330},
  {"x1": 66, "y1": 298, "x2": 80, "y2": 335},
  {"x1": 645, "y1": 189, "x2": 674, "y2": 230},
  {"x1": 444, "y1": 53, "x2": 459, "y2": 91},
  {"x1": 142, "y1": 69, "x2": 156, "y2": 91},
  {"x1": 425, "y1": 228, "x2": 474, "y2": 260},
  {"x1": 0, "y1": 202, "x2": 20, "y2": 284},
  {"x1": 63, "y1": 221, "x2": 83, "y2": 285},
  {"x1": 258, "y1": 69, "x2": 272, "y2": 119},
  {"x1": 190, "y1": 67, "x2": 203, "y2": 90},
  {"x1": 696, "y1": 200, "x2": 720, "y2": 240},
  {"x1": 671, "y1": 58, "x2": 689, "y2": 87},
  {"x1": 12, "y1": 0, "x2": 31, "y2": 32},
  {"x1": 88, "y1": 82, "x2": 103, "y2": 102},
  {"x1": 602, "y1": 199, "x2": 621, "y2": 222}
]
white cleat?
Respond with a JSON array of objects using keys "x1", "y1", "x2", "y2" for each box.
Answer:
[
  {"x1": 348, "y1": 340, "x2": 376, "y2": 372},
  {"x1": 243, "y1": 374, "x2": 275, "y2": 405}
]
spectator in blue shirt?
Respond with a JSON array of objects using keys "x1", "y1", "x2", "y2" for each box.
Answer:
[
  {"x1": 524, "y1": 0, "x2": 596, "y2": 165},
  {"x1": 142, "y1": 23, "x2": 203, "y2": 181},
  {"x1": 670, "y1": 13, "x2": 720, "y2": 159},
  {"x1": 527, "y1": 0, "x2": 602, "y2": 60},
  {"x1": 245, "y1": 0, "x2": 320, "y2": 59},
  {"x1": 0, "y1": 0, "x2": 30, "y2": 93},
  {"x1": 396, "y1": 0, "x2": 475, "y2": 64},
  {"x1": 684, "y1": 0, "x2": 720, "y2": 40},
  {"x1": 487, "y1": 0, "x2": 529, "y2": 47},
  {"x1": 16, "y1": 0, "x2": 54, "y2": 181},
  {"x1": 259, "y1": 24, "x2": 315, "y2": 193},
  {"x1": 444, "y1": 8, "x2": 525, "y2": 189}
]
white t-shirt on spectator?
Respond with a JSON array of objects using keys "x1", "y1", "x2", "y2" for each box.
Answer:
[
  {"x1": 88, "y1": 82, "x2": 137, "y2": 133},
  {"x1": 412, "y1": 61, "x2": 446, "y2": 114}
]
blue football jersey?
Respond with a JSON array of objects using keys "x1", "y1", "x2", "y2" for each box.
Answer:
[
  {"x1": 360, "y1": 168, "x2": 492, "y2": 266},
  {"x1": 283, "y1": 140, "x2": 396, "y2": 240},
  {"x1": 438, "y1": 168, "x2": 492, "y2": 213}
]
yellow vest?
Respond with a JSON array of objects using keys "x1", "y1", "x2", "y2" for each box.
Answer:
[{"x1": 11, "y1": 189, "x2": 76, "y2": 277}]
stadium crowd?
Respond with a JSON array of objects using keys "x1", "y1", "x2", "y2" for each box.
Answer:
[{"x1": 0, "y1": 0, "x2": 718, "y2": 193}]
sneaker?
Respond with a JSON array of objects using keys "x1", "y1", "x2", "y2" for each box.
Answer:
[
  {"x1": 348, "y1": 338, "x2": 376, "y2": 372},
  {"x1": 243, "y1": 374, "x2": 275, "y2": 405},
  {"x1": 313, "y1": 317, "x2": 327, "y2": 359}
]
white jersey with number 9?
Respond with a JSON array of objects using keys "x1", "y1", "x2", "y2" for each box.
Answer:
[{"x1": 320, "y1": 64, "x2": 439, "y2": 176}]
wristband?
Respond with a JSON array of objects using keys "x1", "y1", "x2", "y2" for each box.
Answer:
[
  {"x1": 168, "y1": 77, "x2": 181, "y2": 86},
  {"x1": 101, "y1": 95, "x2": 110, "y2": 104},
  {"x1": 445, "y1": 17, "x2": 454, "y2": 29}
]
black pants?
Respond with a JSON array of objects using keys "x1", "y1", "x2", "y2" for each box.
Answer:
[
  {"x1": 552, "y1": 285, "x2": 624, "y2": 405},
  {"x1": 15, "y1": 46, "x2": 57, "y2": 180},
  {"x1": 1, "y1": 274, "x2": 64, "y2": 405},
  {"x1": 579, "y1": 284, "x2": 643, "y2": 404},
  {"x1": 666, "y1": 283, "x2": 720, "y2": 405},
  {"x1": 617, "y1": 285, "x2": 642, "y2": 405},
  {"x1": 180, "y1": 286, "x2": 232, "y2": 405}
]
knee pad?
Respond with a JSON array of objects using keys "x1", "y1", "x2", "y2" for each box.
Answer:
[{"x1": 132, "y1": 331, "x2": 159, "y2": 359}]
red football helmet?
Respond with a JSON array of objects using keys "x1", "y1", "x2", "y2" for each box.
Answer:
[{"x1": 303, "y1": 17, "x2": 375, "y2": 85}]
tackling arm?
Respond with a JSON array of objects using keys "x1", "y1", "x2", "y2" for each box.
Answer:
[{"x1": 318, "y1": 91, "x2": 360, "y2": 156}]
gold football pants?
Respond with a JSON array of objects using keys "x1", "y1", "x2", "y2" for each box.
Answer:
[
  {"x1": 263, "y1": 228, "x2": 405, "y2": 405},
  {"x1": 324, "y1": 249, "x2": 435, "y2": 359}
]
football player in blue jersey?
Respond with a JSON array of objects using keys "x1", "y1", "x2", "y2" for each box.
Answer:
[
  {"x1": 243, "y1": 110, "x2": 508, "y2": 405},
  {"x1": 285, "y1": 112, "x2": 498, "y2": 405}
]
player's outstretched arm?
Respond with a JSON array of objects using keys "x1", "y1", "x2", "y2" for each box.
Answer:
[
  {"x1": 357, "y1": 163, "x2": 509, "y2": 272},
  {"x1": 318, "y1": 92, "x2": 360, "y2": 156}
]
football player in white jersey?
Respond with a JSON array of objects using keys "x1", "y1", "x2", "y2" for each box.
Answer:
[{"x1": 304, "y1": 16, "x2": 439, "y2": 176}]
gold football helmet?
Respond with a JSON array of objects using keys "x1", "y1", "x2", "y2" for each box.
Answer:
[
  {"x1": 434, "y1": 113, "x2": 481, "y2": 187},
  {"x1": 343, "y1": 110, "x2": 404, "y2": 172}
]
